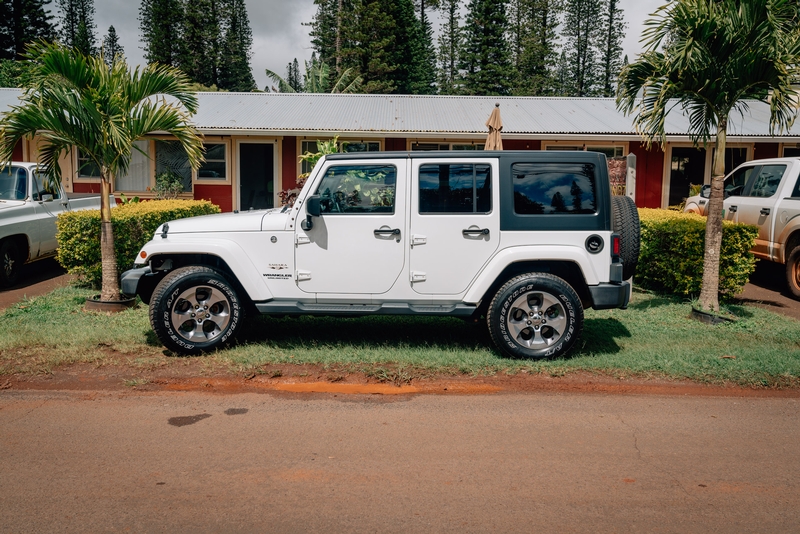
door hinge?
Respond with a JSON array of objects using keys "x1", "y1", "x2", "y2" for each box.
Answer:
[
  {"x1": 411, "y1": 235, "x2": 427, "y2": 247},
  {"x1": 296, "y1": 270, "x2": 312, "y2": 281},
  {"x1": 295, "y1": 235, "x2": 311, "y2": 245},
  {"x1": 410, "y1": 271, "x2": 426, "y2": 283}
]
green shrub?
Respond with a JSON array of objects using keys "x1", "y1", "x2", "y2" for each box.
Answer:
[
  {"x1": 637, "y1": 208, "x2": 758, "y2": 299},
  {"x1": 57, "y1": 199, "x2": 221, "y2": 288}
]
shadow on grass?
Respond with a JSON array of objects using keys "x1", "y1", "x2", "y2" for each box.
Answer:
[{"x1": 574, "y1": 317, "x2": 631, "y2": 355}]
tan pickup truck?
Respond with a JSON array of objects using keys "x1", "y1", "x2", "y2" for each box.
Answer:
[{"x1": 684, "y1": 157, "x2": 800, "y2": 298}]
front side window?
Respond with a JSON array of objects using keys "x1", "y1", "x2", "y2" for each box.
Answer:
[
  {"x1": 315, "y1": 165, "x2": 396, "y2": 214},
  {"x1": 723, "y1": 166, "x2": 754, "y2": 197},
  {"x1": 419, "y1": 163, "x2": 491, "y2": 213},
  {"x1": 32, "y1": 170, "x2": 61, "y2": 200},
  {"x1": 748, "y1": 165, "x2": 785, "y2": 198},
  {"x1": 512, "y1": 162, "x2": 597, "y2": 215}
]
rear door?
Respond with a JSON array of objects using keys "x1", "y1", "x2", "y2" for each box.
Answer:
[{"x1": 409, "y1": 158, "x2": 499, "y2": 295}]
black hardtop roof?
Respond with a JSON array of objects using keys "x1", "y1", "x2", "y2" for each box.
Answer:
[{"x1": 324, "y1": 150, "x2": 608, "y2": 163}]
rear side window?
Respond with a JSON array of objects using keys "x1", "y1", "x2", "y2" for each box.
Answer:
[
  {"x1": 748, "y1": 164, "x2": 785, "y2": 198},
  {"x1": 419, "y1": 163, "x2": 491, "y2": 213},
  {"x1": 512, "y1": 162, "x2": 596, "y2": 214},
  {"x1": 315, "y1": 164, "x2": 396, "y2": 214}
]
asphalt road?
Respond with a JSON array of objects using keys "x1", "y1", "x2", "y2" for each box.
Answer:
[{"x1": 1, "y1": 389, "x2": 798, "y2": 533}]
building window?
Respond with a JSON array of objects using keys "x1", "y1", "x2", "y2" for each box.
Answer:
[
  {"x1": 418, "y1": 163, "x2": 491, "y2": 214},
  {"x1": 197, "y1": 143, "x2": 227, "y2": 180},
  {"x1": 115, "y1": 140, "x2": 151, "y2": 191},
  {"x1": 155, "y1": 140, "x2": 192, "y2": 193},
  {"x1": 411, "y1": 142, "x2": 485, "y2": 151},
  {"x1": 512, "y1": 162, "x2": 597, "y2": 215},
  {"x1": 77, "y1": 150, "x2": 101, "y2": 178}
]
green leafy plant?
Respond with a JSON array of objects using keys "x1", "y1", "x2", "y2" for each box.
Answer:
[{"x1": 154, "y1": 170, "x2": 186, "y2": 200}]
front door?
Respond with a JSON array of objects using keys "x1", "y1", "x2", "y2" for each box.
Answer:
[
  {"x1": 239, "y1": 143, "x2": 275, "y2": 211},
  {"x1": 409, "y1": 159, "x2": 499, "y2": 295},
  {"x1": 295, "y1": 160, "x2": 407, "y2": 295}
]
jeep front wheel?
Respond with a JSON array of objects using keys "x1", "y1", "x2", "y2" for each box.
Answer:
[
  {"x1": 487, "y1": 273, "x2": 583, "y2": 359},
  {"x1": 149, "y1": 266, "x2": 243, "y2": 355}
]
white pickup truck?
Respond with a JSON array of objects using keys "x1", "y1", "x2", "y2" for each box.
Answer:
[
  {"x1": 684, "y1": 157, "x2": 800, "y2": 298},
  {"x1": 0, "y1": 162, "x2": 104, "y2": 286}
]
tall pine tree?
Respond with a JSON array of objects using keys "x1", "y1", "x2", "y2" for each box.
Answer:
[
  {"x1": 436, "y1": 0, "x2": 462, "y2": 94},
  {"x1": 56, "y1": 0, "x2": 95, "y2": 56},
  {"x1": 102, "y1": 25, "x2": 123, "y2": 68},
  {"x1": 460, "y1": 0, "x2": 513, "y2": 96},
  {"x1": 139, "y1": 0, "x2": 184, "y2": 67},
  {"x1": 561, "y1": 0, "x2": 602, "y2": 96},
  {"x1": 285, "y1": 58, "x2": 304, "y2": 92},
  {"x1": 509, "y1": 0, "x2": 562, "y2": 96},
  {"x1": 0, "y1": 0, "x2": 56, "y2": 60},
  {"x1": 412, "y1": 0, "x2": 438, "y2": 94},
  {"x1": 598, "y1": 0, "x2": 626, "y2": 97},
  {"x1": 218, "y1": 0, "x2": 256, "y2": 91},
  {"x1": 180, "y1": 0, "x2": 222, "y2": 87}
]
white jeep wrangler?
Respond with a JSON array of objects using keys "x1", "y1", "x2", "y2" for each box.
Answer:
[{"x1": 122, "y1": 151, "x2": 639, "y2": 359}]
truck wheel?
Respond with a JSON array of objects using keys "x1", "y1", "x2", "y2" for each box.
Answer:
[
  {"x1": 0, "y1": 240, "x2": 22, "y2": 287},
  {"x1": 487, "y1": 273, "x2": 583, "y2": 359},
  {"x1": 611, "y1": 195, "x2": 640, "y2": 280},
  {"x1": 786, "y1": 246, "x2": 800, "y2": 299},
  {"x1": 149, "y1": 266, "x2": 243, "y2": 355}
]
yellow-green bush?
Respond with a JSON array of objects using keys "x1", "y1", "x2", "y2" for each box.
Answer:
[
  {"x1": 637, "y1": 208, "x2": 758, "y2": 299},
  {"x1": 57, "y1": 200, "x2": 221, "y2": 287}
]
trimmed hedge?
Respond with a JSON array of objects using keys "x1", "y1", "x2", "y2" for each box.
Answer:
[
  {"x1": 57, "y1": 200, "x2": 221, "y2": 288},
  {"x1": 637, "y1": 208, "x2": 758, "y2": 299}
]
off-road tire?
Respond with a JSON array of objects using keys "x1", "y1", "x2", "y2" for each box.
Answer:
[
  {"x1": 786, "y1": 246, "x2": 800, "y2": 299},
  {"x1": 487, "y1": 273, "x2": 583, "y2": 359},
  {"x1": 149, "y1": 265, "x2": 243, "y2": 355},
  {"x1": 0, "y1": 239, "x2": 23, "y2": 287},
  {"x1": 611, "y1": 195, "x2": 640, "y2": 280}
]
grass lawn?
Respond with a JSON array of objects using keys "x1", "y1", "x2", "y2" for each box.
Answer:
[{"x1": 1, "y1": 285, "x2": 799, "y2": 388}]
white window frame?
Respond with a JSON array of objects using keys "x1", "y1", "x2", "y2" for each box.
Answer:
[{"x1": 194, "y1": 138, "x2": 232, "y2": 185}]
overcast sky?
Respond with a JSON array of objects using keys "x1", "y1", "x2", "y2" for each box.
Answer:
[{"x1": 92, "y1": 0, "x2": 663, "y2": 92}]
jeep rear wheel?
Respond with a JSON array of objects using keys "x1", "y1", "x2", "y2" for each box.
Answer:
[
  {"x1": 149, "y1": 266, "x2": 243, "y2": 355},
  {"x1": 612, "y1": 195, "x2": 640, "y2": 280},
  {"x1": 786, "y1": 246, "x2": 800, "y2": 299},
  {"x1": 487, "y1": 273, "x2": 583, "y2": 359}
]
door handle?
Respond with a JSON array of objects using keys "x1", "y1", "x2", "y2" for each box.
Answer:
[
  {"x1": 760, "y1": 207, "x2": 771, "y2": 216},
  {"x1": 729, "y1": 205, "x2": 738, "y2": 213},
  {"x1": 374, "y1": 228, "x2": 400, "y2": 236},
  {"x1": 462, "y1": 228, "x2": 490, "y2": 236}
]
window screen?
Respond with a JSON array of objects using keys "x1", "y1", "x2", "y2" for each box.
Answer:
[
  {"x1": 315, "y1": 165, "x2": 396, "y2": 214},
  {"x1": 512, "y1": 162, "x2": 597, "y2": 214},
  {"x1": 418, "y1": 163, "x2": 491, "y2": 213},
  {"x1": 155, "y1": 140, "x2": 192, "y2": 192}
]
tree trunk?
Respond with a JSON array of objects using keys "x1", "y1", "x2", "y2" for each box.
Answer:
[
  {"x1": 99, "y1": 174, "x2": 120, "y2": 301},
  {"x1": 698, "y1": 119, "x2": 727, "y2": 312}
]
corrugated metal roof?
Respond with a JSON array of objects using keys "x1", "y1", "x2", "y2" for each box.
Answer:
[{"x1": 2, "y1": 87, "x2": 800, "y2": 138}]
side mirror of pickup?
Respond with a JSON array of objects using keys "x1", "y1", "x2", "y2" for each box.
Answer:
[
  {"x1": 40, "y1": 194, "x2": 54, "y2": 202},
  {"x1": 700, "y1": 184, "x2": 711, "y2": 199},
  {"x1": 300, "y1": 194, "x2": 321, "y2": 231}
]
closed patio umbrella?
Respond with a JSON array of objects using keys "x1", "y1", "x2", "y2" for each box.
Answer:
[{"x1": 485, "y1": 103, "x2": 503, "y2": 150}]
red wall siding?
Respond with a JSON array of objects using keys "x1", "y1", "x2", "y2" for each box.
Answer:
[
  {"x1": 12, "y1": 140, "x2": 23, "y2": 161},
  {"x1": 194, "y1": 184, "x2": 232, "y2": 212},
  {"x1": 385, "y1": 138, "x2": 406, "y2": 151},
  {"x1": 73, "y1": 182, "x2": 101, "y2": 194},
  {"x1": 630, "y1": 142, "x2": 664, "y2": 209},
  {"x1": 282, "y1": 136, "x2": 298, "y2": 191},
  {"x1": 503, "y1": 139, "x2": 541, "y2": 150},
  {"x1": 753, "y1": 142, "x2": 779, "y2": 160}
]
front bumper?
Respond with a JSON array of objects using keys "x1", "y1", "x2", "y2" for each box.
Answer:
[
  {"x1": 588, "y1": 281, "x2": 631, "y2": 310},
  {"x1": 120, "y1": 265, "x2": 162, "y2": 304}
]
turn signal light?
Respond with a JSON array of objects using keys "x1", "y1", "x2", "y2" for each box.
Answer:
[
  {"x1": 140, "y1": 250, "x2": 147, "y2": 259},
  {"x1": 611, "y1": 235, "x2": 621, "y2": 258}
]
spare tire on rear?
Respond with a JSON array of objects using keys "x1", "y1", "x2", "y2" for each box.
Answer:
[{"x1": 611, "y1": 195, "x2": 640, "y2": 280}]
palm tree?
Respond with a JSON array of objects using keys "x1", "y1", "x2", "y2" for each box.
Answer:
[
  {"x1": 265, "y1": 57, "x2": 363, "y2": 94},
  {"x1": 0, "y1": 41, "x2": 204, "y2": 302},
  {"x1": 617, "y1": 0, "x2": 800, "y2": 312}
]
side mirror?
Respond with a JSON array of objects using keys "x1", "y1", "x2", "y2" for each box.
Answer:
[
  {"x1": 300, "y1": 194, "x2": 321, "y2": 231},
  {"x1": 41, "y1": 193, "x2": 54, "y2": 202},
  {"x1": 700, "y1": 184, "x2": 711, "y2": 199}
]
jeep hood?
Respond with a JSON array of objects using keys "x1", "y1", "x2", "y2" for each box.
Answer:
[{"x1": 156, "y1": 208, "x2": 288, "y2": 235}]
